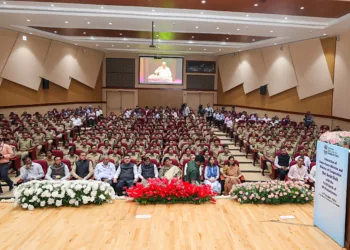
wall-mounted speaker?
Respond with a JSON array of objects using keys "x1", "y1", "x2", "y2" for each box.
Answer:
[
  {"x1": 260, "y1": 85, "x2": 267, "y2": 95},
  {"x1": 42, "y1": 78, "x2": 50, "y2": 89}
]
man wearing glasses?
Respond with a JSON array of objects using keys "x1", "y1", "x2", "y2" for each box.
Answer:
[{"x1": 113, "y1": 155, "x2": 138, "y2": 196}]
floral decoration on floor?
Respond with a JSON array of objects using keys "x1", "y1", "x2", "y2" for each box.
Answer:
[
  {"x1": 127, "y1": 178, "x2": 217, "y2": 205},
  {"x1": 14, "y1": 180, "x2": 115, "y2": 210},
  {"x1": 230, "y1": 181, "x2": 314, "y2": 204}
]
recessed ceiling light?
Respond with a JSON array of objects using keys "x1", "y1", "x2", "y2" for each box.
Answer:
[
  {"x1": 22, "y1": 35, "x2": 27, "y2": 41},
  {"x1": 51, "y1": 4, "x2": 54, "y2": 7},
  {"x1": 204, "y1": 48, "x2": 206, "y2": 50},
  {"x1": 90, "y1": 36, "x2": 95, "y2": 40},
  {"x1": 173, "y1": 22, "x2": 176, "y2": 25},
  {"x1": 252, "y1": 39, "x2": 255, "y2": 41},
  {"x1": 226, "y1": 38, "x2": 229, "y2": 40},
  {"x1": 96, "y1": 44, "x2": 99, "y2": 46},
  {"x1": 270, "y1": 30, "x2": 274, "y2": 33},
  {"x1": 300, "y1": 6, "x2": 304, "y2": 10},
  {"x1": 254, "y1": 3, "x2": 258, "y2": 7},
  {"x1": 119, "y1": 33, "x2": 122, "y2": 35},
  {"x1": 152, "y1": 9, "x2": 155, "y2": 12},
  {"x1": 29, "y1": 32, "x2": 32, "y2": 35},
  {"x1": 153, "y1": 24, "x2": 155, "y2": 27},
  {"x1": 75, "y1": 44, "x2": 78, "y2": 45},
  {"x1": 109, "y1": 22, "x2": 112, "y2": 25},
  {"x1": 123, "y1": 37, "x2": 127, "y2": 40},
  {"x1": 54, "y1": 31, "x2": 57, "y2": 33},
  {"x1": 274, "y1": 43, "x2": 277, "y2": 45},
  {"x1": 87, "y1": 22, "x2": 90, "y2": 24},
  {"x1": 189, "y1": 48, "x2": 191, "y2": 50},
  {"x1": 83, "y1": 32, "x2": 86, "y2": 34},
  {"x1": 192, "y1": 36, "x2": 194, "y2": 38},
  {"x1": 216, "y1": 27, "x2": 220, "y2": 30},
  {"x1": 237, "y1": 28, "x2": 240, "y2": 31},
  {"x1": 323, "y1": 33, "x2": 327, "y2": 36},
  {"x1": 201, "y1": 0, "x2": 206, "y2": 3},
  {"x1": 196, "y1": 26, "x2": 198, "y2": 29},
  {"x1": 200, "y1": 12, "x2": 203, "y2": 14},
  {"x1": 246, "y1": 14, "x2": 249, "y2": 17},
  {"x1": 27, "y1": 19, "x2": 30, "y2": 22},
  {"x1": 239, "y1": 50, "x2": 241, "y2": 52},
  {"x1": 101, "y1": 6, "x2": 104, "y2": 9},
  {"x1": 65, "y1": 21, "x2": 68, "y2": 23},
  {"x1": 127, "y1": 45, "x2": 130, "y2": 48},
  {"x1": 188, "y1": 41, "x2": 194, "y2": 44},
  {"x1": 309, "y1": 30, "x2": 313, "y2": 33},
  {"x1": 285, "y1": 17, "x2": 288, "y2": 20},
  {"x1": 219, "y1": 49, "x2": 221, "y2": 51},
  {"x1": 3, "y1": 2, "x2": 6, "y2": 4},
  {"x1": 112, "y1": 45, "x2": 114, "y2": 47}
]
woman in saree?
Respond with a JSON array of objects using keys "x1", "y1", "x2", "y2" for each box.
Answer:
[{"x1": 222, "y1": 156, "x2": 243, "y2": 195}]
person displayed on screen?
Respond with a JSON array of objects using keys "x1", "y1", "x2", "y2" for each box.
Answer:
[{"x1": 155, "y1": 62, "x2": 172, "y2": 79}]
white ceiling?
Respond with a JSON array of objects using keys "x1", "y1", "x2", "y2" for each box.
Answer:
[{"x1": 1, "y1": 1, "x2": 350, "y2": 55}]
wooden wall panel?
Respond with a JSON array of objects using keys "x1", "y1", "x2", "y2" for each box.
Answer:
[
  {"x1": 138, "y1": 89, "x2": 183, "y2": 108},
  {"x1": 217, "y1": 75, "x2": 333, "y2": 116},
  {"x1": 1, "y1": 33, "x2": 51, "y2": 90},
  {"x1": 289, "y1": 38, "x2": 333, "y2": 99},
  {"x1": 0, "y1": 29, "x2": 18, "y2": 86},
  {"x1": 71, "y1": 47, "x2": 104, "y2": 88},
  {"x1": 217, "y1": 53, "x2": 242, "y2": 92},
  {"x1": 41, "y1": 40, "x2": 78, "y2": 89},
  {"x1": 320, "y1": 37, "x2": 336, "y2": 82},
  {"x1": 0, "y1": 65, "x2": 102, "y2": 107}
]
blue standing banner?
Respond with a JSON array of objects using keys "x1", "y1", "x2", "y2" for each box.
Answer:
[{"x1": 314, "y1": 141, "x2": 349, "y2": 247}]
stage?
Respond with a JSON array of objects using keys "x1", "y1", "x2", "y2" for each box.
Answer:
[{"x1": 0, "y1": 200, "x2": 342, "y2": 250}]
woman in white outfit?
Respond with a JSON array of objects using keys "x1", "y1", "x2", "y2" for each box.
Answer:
[{"x1": 204, "y1": 156, "x2": 221, "y2": 193}]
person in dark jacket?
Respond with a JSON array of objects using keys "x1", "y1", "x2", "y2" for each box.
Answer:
[
  {"x1": 138, "y1": 156, "x2": 158, "y2": 185},
  {"x1": 113, "y1": 155, "x2": 138, "y2": 196},
  {"x1": 71, "y1": 152, "x2": 94, "y2": 180},
  {"x1": 185, "y1": 155, "x2": 204, "y2": 185},
  {"x1": 274, "y1": 148, "x2": 291, "y2": 180}
]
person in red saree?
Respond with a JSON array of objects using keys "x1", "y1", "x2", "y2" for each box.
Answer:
[{"x1": 221, "y1": 156, "x2": 242, "y2": 195}]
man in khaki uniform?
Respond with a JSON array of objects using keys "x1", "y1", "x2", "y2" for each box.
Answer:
[
  {"x1": 121, "y1": 135, "x2": 134, "y2": 149},
  {"x1": 246, "y1": 132, "x2": 258, "y2": 152},
  {"x1": 217, "y1": 145, "x2": 231, "y2": 166},
  {"x1": 273, "y1": 136, "x2": 283, "y2": 150},
  {"x1": 106, "y1": 133, "x2": 116, "y2": 146},
  {"x1": 74, "y1": 137, "x2": 82, "y2": 150},
  {"x1": 145, "y1": 147, "x2": 160, "y2": 162},
  {"x1": 87, "y1": 145, "x2": 102, "y2": 168},
  {"x1": 89, "y1": 135, "x2": 100, "y2": 145},
  {"x1": 253, "y1": 137, "x2": 266, "y2": 164},
  {"x1": 285, "y1": 146, "x2": 295, "y2": 158},
  {"x1": 108, "y1": 146, "x2": 122, "y2": 166},
  {"x1": 195, "y1": 139, "x2": 209, "y2": 155},
  {"x1": 135, "y1": 140, "x2": 146, "y2": 156},
  {"x1": 45, "y1": 127, "x2": 56, "y2": 149},
  {"x1": 63, "y1": 148, "x2": 79, "y2": 168},
  {"x1": 262, "y1": 139, "x2": 277, "y2": 175},
  {"x1": 32, "y1": 128, "x2": 45, "y2": 157},
  {"x1": 182, "y1": 138, "x2": 196, "y2": 153},
  {"x1": 78, "y1": 139, "x2": 91, "y2": 154},
  {"x1": 130, "y1": 146, "x2": 141, "y2": 165},
  {"x1": 211, "y1": 139, "x2": 223, "y2": 158},
  {"x1": 99, "y1": 140, "x2": 111, "y2": 155},
  {"x1": 303, "y1": 143, "x2": 313, "y2": 158}
]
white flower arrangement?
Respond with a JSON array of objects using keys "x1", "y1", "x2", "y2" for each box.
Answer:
[{"x1": 14, "y1": 180, "x2": 115, "y2": 210}]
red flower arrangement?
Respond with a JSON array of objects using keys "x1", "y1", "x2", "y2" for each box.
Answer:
[{"x1": 127, "y1": 178, "x2": 217, "y2": 205}]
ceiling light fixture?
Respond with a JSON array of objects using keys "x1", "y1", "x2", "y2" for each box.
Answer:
[
  {"x1": 27, "y1": 19, "x2": 30, "y2": 22},
  {"x1": 22, "y1": 35, "x2": 27, "y2": 41},
  {"x1": 204, "y1": 48, "x2": 206, "y2": 50},
  {"x1": 201, "y1": 0, "x2": 206, "y2": 3},
  {"x1": 127, "y1": 45, "x2": 130, "y2": 48},
  {"x1": 87, "y1": 21, "x2": 90, "y2": 24},
  {"x1": 219, "y1": 49, "x2": 221, "y2": 51},
  {"x1": 189, "y1": 48, "x2": 191, "y2": 50},
  {"x1": 51, "y1": 4, "x2": 54, "y2": 7},
  {"x1": 188, "y1": 41, "x2": 194, "y2": 44},
  {"x1": 30, "y1": 33, "x2": 32, "y2": 35},
  {"x1": 153, "y1": 24, "x2": 155, "y2": 27},
  {"x1": 83, "y1": 32, "x2": 86, "y2": 34},
  {"x1": 65, "y1": 21, "x2": 68, "y2": 23},
  {"x1": 119, "y1": 33, "x2": 122, "y2": 35},
  {"x1": 109, "y1": 22, "x2": 112, "y2": 25},
  {"x1": 254, "y1": 3, "x2": 258, "y2": 7},
  {"x1": 3, "y1": 2, "x2": 6, "y2": 4},
  {"x1": 323, "y1": 33, "x2": 327, "y2": 36},
  {"x1": 226, "y1": 38, "x2": 229, "y2": 40},
  {"x1": 54, "y1": 31, "x2": 57, "y2": 33},
  {"x1": 112, "y1": 45, "x2": 114, "y2": 47},
  {"x1": 196, "y1": 26, "x2": 198, "y2": 29},
  {"x1": 75, "y1": 44, "x2": 78, "y2": 45},
  {"x1": 101, "y1": 6, "x2": 104, "y2": 9},
  {"x1": 123, "y1": 37, "x2": 127, "y2": 40},
  {"x1": 192, "y1": 36, "x2": 194, "y2": 38},
  {"x1": 285, "y1": 17, "x2": 288, "y2": 19},
  {"x1": 96, "y1": 44, "x2": 99, "y2": 46},
  {"x1": 237, "y1": 28, "x2": 240, "y2": 31},
  {"x1": 274, "y1": 43, "x2": 277, "y2": 45},
  {"x1": 201, "y1": 12, "x2": 203, "y2": 14},
  {"x1": 152, "y1": 9, "x2": 155, "y2": 12},
  {"x1": 216, "y1": 27, "x2": 220, "y2": 30},
  {"x1": 300, "y1": 6, "x2": 304, "y2": 10},
  {"x1": 239, "y1": 50, "x2": 241, "y2": 52},
  {"x1": 270, "y1": 30, "x2": 273, "y2": 33},
  {"x1": 246, "y1": 14, "x2": 249, "y2": 17},
  {"x1": 252, "y1": 39, "x2": 255, "y2": 41}
]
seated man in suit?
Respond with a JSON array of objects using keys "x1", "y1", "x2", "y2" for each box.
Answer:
[
  {"x1": 45, "y1": 156, "x2": 71, "y2": 180},
  {"x1": 113, "y1": 155, "x2": 138, "y2": 196},
  {"x1": 274, "y1": 148, "x2": 291, "y2": 181},
  {"x1": 138, "y1": 156, "x2": 158, "y2": 185},
  {"x1": 71, "y1": 152, "x2": 94, "y2": 180}
]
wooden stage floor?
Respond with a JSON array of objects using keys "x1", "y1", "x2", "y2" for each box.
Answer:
[{"x1": 0, "y1": 200, "x2": 343, "y2": 250}]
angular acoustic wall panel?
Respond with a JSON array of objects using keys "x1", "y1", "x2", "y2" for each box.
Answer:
[
  {"x1": 262, "y1": 44, "x2": 298, "y2": 97},
  {"x1": 289, "y1": 39, "x2": 333, "y2": 100},
  {"x1": 70, "y1": 47, "x2": 104, "y2": 88},
  {"x1": 239, "y1": 49, "x2": 268, "y2": 94},
  {"x1": 0, "y1": 29, "x2": 18, "y2": 85},
  {"x1": 333, "y1": 31, "x2": 350, "y2": 119},
  {"x1": 217, "y1": 53, "x2": 243, "y2": 92},
  {"x1": 1, "y1": 33, "x2": 50, "y2": 91},
  {"x1": 41, "y1": 41, "x2": 78, "y2": 89}
]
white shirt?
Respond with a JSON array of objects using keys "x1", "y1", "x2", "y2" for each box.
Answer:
[
  {"x1": 94, "y1": 162, "x2": 116, "y2": 181},
  {"x1": 183, "y1": 107, "x2": 190, "y2": 116},
  {"x1": 310, "y1": 166, "x2": 316, "y2": 182},
  {"x1": 205, "y1": 107, "x2": 213, "y2": 117},
  {"x1": 71, "y1": 117, "x2": 82, "y2": 126},
  {"x1": 20, "y1": 162, "x2": 44, "y2": 181},
  {"x1": 226, "y1": 120, "x2": 233, "y2": 129},
  {"x1": 155, "y1": 66, "x2": 172, "y2": 78}
]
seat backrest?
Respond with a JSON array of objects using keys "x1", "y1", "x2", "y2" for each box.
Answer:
[
  {"x1": 61, "y1": 159, "x2": 72, "y2": 171},
  {"x1": 52, "y1": 150, "x2": 63, "y2": 159},
  {"x1": 289, "y1": 160, "x2": 297, "y2": 167},
  {"x1": 33, "y1": 160, "x2": 48, "y2": 175}
]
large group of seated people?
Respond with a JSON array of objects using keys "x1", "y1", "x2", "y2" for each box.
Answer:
[{"x1": 0, "y1": 104, "x2": 339, "y2": 196}]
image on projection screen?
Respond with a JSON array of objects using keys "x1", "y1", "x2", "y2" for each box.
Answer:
[{"x1": 139, "y1": 56, "x2": 183, "y2": 85}]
